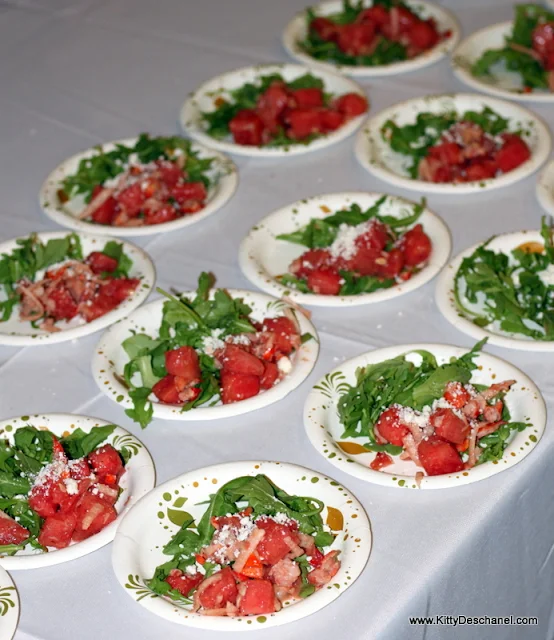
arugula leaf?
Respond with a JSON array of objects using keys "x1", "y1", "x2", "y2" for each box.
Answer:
[
  {"x1": 0, "y1": 470, "x2": 31, "y2": 498},
  {"x1": 162, "y1": 517, "x2": 201, "y2": 556},
  {"x1": 60, "y1": 425, "x2": 116, "y2": 459},
  {"x1": 125, "y1": 388, "x2": 154, "y2": 429},
  {"x1": 100, "y1": 241, "x2": 133, "y2": 277},
  {"x1": 13, "y1": 427, "x2": 53, "y2": 465}
]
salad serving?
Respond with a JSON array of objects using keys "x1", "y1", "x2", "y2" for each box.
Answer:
[
  {"x1": 276, "y1": 196, "x2": 432, "y2": 296},
  {"x1": 472, "y1": 4, "x2": 554, "y2": 94},
  {"x1": 200, "y1": 71, "x2": 368, "y2": 147},
  {"x1": 0, "y1": 233, "x2": 139, "y2": 332},
  {"x1": 147, "y1": 474, "x2": 340, "y2": 616},
  {"x1": 453, "y1": 218, "x2": 554, "y2": 341},
  {"x1": 57, "y1": 134, "x2": 214, "y2": 228},
  {"x1": 120, "y1": 273, "x2": 311, "y2": 428},
  {"x1": 335, "y1": 340, "x2": 528, "y2": 478},
  {"x1": 382, "y1": 106, "x2": 531, "y2": 183},
  {"x1": 301, "y1": 0, "x2": 449, "y2": 68},
  {"x1": 0, "y1": 424, "x2": 128, "y2": 553}
]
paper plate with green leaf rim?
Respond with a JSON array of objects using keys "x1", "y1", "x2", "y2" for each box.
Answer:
[
  {"x1": 0, "y1": 567, "x2": 18, "y2": 640},
  {"x1": 112, "y1": 460, "x2": 371, "y2": 630}
]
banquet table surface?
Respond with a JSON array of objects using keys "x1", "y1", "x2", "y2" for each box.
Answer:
[{"x1": 1, "y1": 0, "x2": 553, "y2": 638}]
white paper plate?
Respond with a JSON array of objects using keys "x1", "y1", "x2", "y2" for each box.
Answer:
[
  {"x1": 0, "y1": 567, "x2": 18, "y2": 640},
  {"x1": 92, "y1": 291, "x2": 319, "y2": 421},
  {"x1": 0, "y1": 414, "x2": 155, "y2": 569},
  {"x1": 452, "y1": 22, "x2": 554, "y2": 103},
  {"x1": 304, "y1": 344, "x2": 546, "y2": 489},
  {"x1": 0, "y1": 231, "x2": 155, "y2": 347},
  {"x1": 239, "y1": 192, "x2": 451, "y2": 306},
  {"x1": 112, "y1": 460, "x2": 371, "y2": 630},
  {"x1": 436, "y1": 230, "x2": 554, "y2": 351},
  {"x1": 40, "y1": 137, "x2": 238, "y2": 237},
  {"x1": 537, "y1": 158, "x2": 554, "y2": 216},
  {"x1": 283, "y1": 0, "x2": 460, "y2": 77},
  {"x1": 180, "y1": 64, "x2": 368, "y2": 157},
  {"x1": 354, "y1": 93, "x2": 551, "y2": 194}
]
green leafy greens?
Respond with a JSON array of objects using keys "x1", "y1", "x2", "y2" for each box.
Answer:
[
  {"x1": 454, "y1": 217, "x2": 554, "y2": 341},
  {"x1": 276, "y1": 196, "x2": 425, "y2": 295},
  {"x1": 201, "y1": 72, "x2": 331, "y2": 144},
  {"x1": 0, "y1": 233, "x2": 134, "y2": 322},
  {"x1": 147, "y1": 474, "x2": 335, "y2": 602},
  {"x1": 336, "y1": 340, "x2": 528, "y2": 463},
  {"x1": 471, "y1": 4, "x2": 554, "y2": 91},
  {"x1": 381, "y1": 107, "x2": 511, "y2": 177},
  {"x1": 61, "y1": 134, "x2": 214, "y2": 203},
  {"x1": 299, "y1": 0, "x2": 416, "y2": 67}
]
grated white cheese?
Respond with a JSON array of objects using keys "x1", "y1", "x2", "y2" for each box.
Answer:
[
  {"x1": 63, "y1": 478, "x2": 79, "y2": 495},
  {"x1": 201, "y1": 329, "x2": 225, "y2": 355},
  {"x1": 277, "y1": 356, "x2": 292, "y2": 375},
  {"x1": 226, "y1": 334, "x2": 252, "y2": 346},
  {"x1": 328, "y1": 220, "x2": 376, "y2": 261}
]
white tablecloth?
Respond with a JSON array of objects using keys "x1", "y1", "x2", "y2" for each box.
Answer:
[{"x1": 0, "y1": 0, "x2": 553, "y2": 638}]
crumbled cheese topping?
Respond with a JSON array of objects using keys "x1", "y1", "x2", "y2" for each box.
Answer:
[
  {"x1": 328, "y1": 220, "x2": 377, "y2": 261},
  {"x1": 277, "y1": 356, "x2": 292, "y2": 375},
  {"x1": 226, "y1": 334, "x2": 252, "y2": 346},
  {"x1": 63, "y1": 478, "x2": 79, "y2": 495},
  {"x1": 201, "y1": 329, "x2": 225, "y2": 355}
]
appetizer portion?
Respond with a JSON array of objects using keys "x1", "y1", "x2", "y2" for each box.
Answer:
[
  {"x1": 303, "y1": 0, "x2": 449, "y2": 67},
  {"x1": 276, "y1": 196, "x2": 431, "y2": 295},
  {"x1": 472, "y1": 4, "x2": 554, "y2": 93},
  {"x1": 0, "y1": 233, "x2": 139, "y2": 332},
  {"x1": 454, "y1": 218, "x2": 554, "y2": 341},
  {"x1": 59, "y1": 134, "x2": 213, "y2": 228},
  {"x1": 336, "y1": 341, "x2": 528, "y2": 477},
  {"x1": 122, "y1": 273, "x2": 308, "y2": 428},
  {"x1": 0, "y1": 424, "x2": 127, "y2": 552},
  {"x1": 201, "y1": 72, "x2": 368, "y2": 146},
  {"x1": 382, "y1": 106, "x2": 531, "y2": 183},
  {"x1": 147, "y1": 474, "x2": 340, "y2": 616}
]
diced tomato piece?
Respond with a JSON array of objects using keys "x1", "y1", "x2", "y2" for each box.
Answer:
[
  {"x1": 430, "y1": 408, "x2": 469, "y2": 445},
  {"x1": 48, "y1": 286, "x2": 79, "y2": 321},
  {"x1": 98, "y1": 278, "x2": 139, "y2": 304},
  {"x1": 72, "y1": 491, "x2": 117, "y2": 541},
  {"x1": 52, "y1": 435, "x2": 66, "y2": 459},
  {"x1": 374, "y1": 248, "x2": 404, "y2": 279},
  {"x1": 544, "y1": 49, "x2": 554, "y2": 71},
  {"x1": 356, "y1": 219, "x2": 389, "y2": 252},
  {"x1": 290, "y1": 88, "x2": 324, "y2": 109},
  {"x1": 85, "y1": 251, "x2": 118, "y2": 274},
  {"x1": 337, "y1": 22, "x2": 376, "y2": 56},
  {"x1": 0, "y1": 512, "x2": 30, "y2": 545},
  {"x1": 532, "y1": 22, "x2": 554, "y2": 58},
  {"x1": 443, "y1": 381, "x2": 471, "y2": 409},
  {"x1": 90, "y1": 186, "x2": 117, "y2": 225},
  {"x1": 166, "y1": 568, "x2": 204, "y2": 597},
  {"x1": 117, "y1": 182, "x2": 145, "y2": 217},
  {"x1": 495, "y1": 134, "x2": 531, "y2": 173},
  {"x1": 333, "y1": 93, "x2": 368, "y2": 117},
  {"x1": 50, "y1": 480, "x2": 83, "y2": 514},
  {"x1": 153, "y1": 374, "x2": 183, "y2": 404},
  {"x1": 307, "y1": 268, "x2": 342, "y2": 295},
  {"x1": 309, "y1": 546, "x2": 325, "y2": 567},
  {"x1": 229, "y1": 109, "x2": 265, "y2": 146},
  {"x1": 29, "y1": 485, "x2": 57, "y2": 518},
  {"x1": 370, "y1": 451, "x2": 394, "y2": 471},
  {"x1": 171, "y1": 181, "x2": 207, "y2": 204},
  {"x1": 220, "y1": 344, "x2": 265, "y2": 376},
  {"x1": 290, "y1": 248, "x2": 331, "y2": 278},
  {"x1": 197, "y1": 568, "x2": 238, "y2": 609},
  {"x1": 87, "y1": 445, "x2": 123, "y2": 484},
  {"x1": 238, "y1": 579, "x2": 276, "y2": 615},
  {"x1": 428, "y1": 142, "x2": 463, "y2": 166},
  {"x1": 285, "y1": 108, "x2": 323, "y2": 139},
  {"x1": 400, "y1": 224, "x2": 432, "y2": 266},
  {"x1": 240, "y1": 553, "x2": 264, "y2": 579},
  {"x1": 310, "y1": 17, "x2": 339, "y2": 41},
  {"x1": 38, "y1": 512, "x2": 76, "y2": 549},
  {"x1": 375, "y1": 406, "x2": 410, "y2": 446},
  {"x1": 220, "y1": 371, "x2": 260, "y2": 404},
  {"x1": 255, "y1": 517, "x2": 299, "y2": 566},
  {"x1": 356, "y1": 5, "x2": 389, "y2": 27},
  {"x1": 464, "y1": 158, "x2": 498, "y2": 182},
  {"x1": 261, "y1": 317, "x2": 299, "y2": 355},
  {"x1": 394, "y1": 6, "x2": 420, "y2": 34},
  {"x1": 165, "y1": 346, "x2": 201, "y2": 383},
  {"x1": 256, "y1": 82, "x2": 289, "y2": 133},
  {"x1": 260, "y1": 361, "x2": 279, "y2": 390},
  {"x1": 418, "y1": 436, "x2": 464, "y2": 476},
  {"x1": 320, "y1": 109, "x2": 345, "y2": 132},
  {"x1": 156, "y1": 160, "x2": 183, "y2": 188},
  {"x1": 406, "y1": 20, "x2": 439, "y2": 50},
  {"x1": 145, "y1": 205, "x2": 178, "y2": 225},
  {"x1": 348, "y1": 245, "x2": 379, "y2": 276}
]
